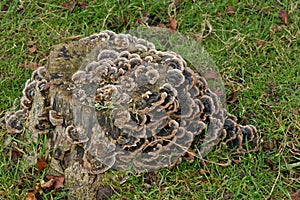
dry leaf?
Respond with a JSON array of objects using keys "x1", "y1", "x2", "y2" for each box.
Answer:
[
  {"x1": 278, "y1": 10, "x2": 288, "y2": 26},
  {"x1": 169, "y1": 17, "x2": 177, "y2": 31},
  {"x1": 199, "y1": 169, "x2": 210, "y2": 175},
  {"x1": 53, "y1": 176, "x2": 65, "y2": 189},
  {"x1": 232, "y1": 159, "x2": 240, "y2": 165},
  {"x1": 42, "y1": 175, "x2": 65, "y2": 189},
  {"x1": 256, "y1": 39, "x2": 265, "y2": 47},
  {"x1": 61, "y1": 1, "x2": 77, "y2": 12},
  {"x1": 41, "y1": 178, "x2": 55, "y2": 189},
  {"x1": 36, "y1": 157, "x2": 47, "y2": 172},
  {"x1": 227, "y1": 91, "x2": 238, "y2": 104},
  {"x1": 78, "y1": 1, "x2": 87, "y2": 9},
  {"x1": 97, "y1": 186, "x2": 114, "y2": 200},
  {"x1": 201, "y1": 178, "x2": 208, "y2": 184},
  {"x1": 264, "y1": 158, "x2": 276, "y2": 171},
  {"x1": 28, "y1": 46, "x2": 37, "y2": 53},
  {"x1": 291, "y1": 191, "x2": 300, "y2": 200},
  {"x1": 24, "y1": 62, "x2": 42, "y2": 70},
  {"x1": 225, "y1": 6, "x2": 236, "y2": 14},
  {"x1": 27, "y1": 193, "x2": 36, "y2": 200}
]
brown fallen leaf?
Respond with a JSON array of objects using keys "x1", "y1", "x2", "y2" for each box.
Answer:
[
  {"x1": 201, "y1": 178, "x2": 208, "y2": 184},
  {"x1": 28, "y1": 46, "x2": 37, "y2": 53},
  {"x1": 264, "y1": 158, "x2": 276, "y2": 171},
  {"x1": 41, "y1": 178, "x2": 55, "y2": 189},
  {"x1": 53, "y1": 176, "x2": 65, "y2": 189},
  {"x1": 278, "y1": 10, "x2": 288, "y2": 26},
  {"x1": 1, "y1": 5, "x2": 8, "y2": 11},
  {"x1": 27, "y1": 192, "x2": 37, "y2": 200},
  {"x1": 36, "y1": 157, "x2": 47, "y2": 172},
  {"x1": 97, "y1": 186, "x2": 114, "y2": 200},
  {"x1": 232, "y1": 158, "x2": 240, "y2": 165},
  {"x1": 78, "y1": 0, "x2": 87, "y2": 9},
  {"x1": 225, "y1": 5, "x2": 236, "y2": 14},
  {"x1": 43, "y1": 175, "x2": 65, "y2": 189},
  {"x1": 227, "y1": 91, "x2": 238, "y2": 104},
  {"x1": 199, "y1": 169, "x2": 210, "y2": 175},
  {"x1": 291, "y1": 191, "x2": 300, "y2": 200},
  {"x1": 9, "y1": 144, "x2": 23, "y2": 165},
  {"x1": 256, "y1": 39, "x2": 265, "y2": 47},
  {"x1": 24, "y1": 62, "x2": 42, "y2": 70},
  {"x1": 169, "y1": 17, "x2": 177, "y2": 31},
  {"x1": 61, "y1": 1, "x2": 77, "y2": 12}
]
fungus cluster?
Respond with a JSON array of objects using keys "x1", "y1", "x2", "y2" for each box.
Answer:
[{"x1": 5, "y1": 30, "x2": 260, "y2": 174}]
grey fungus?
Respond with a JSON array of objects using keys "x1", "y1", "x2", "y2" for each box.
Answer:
[
  {"x1": 31, "y1": 66, "x2": 47, "y2": 81},
  {"x1": 97, "y1": 50, "x2": 118, "y2": 61},
  {"x1": 146, "y1": 69, "x2": 160, "y2": 85},
  {"x1": 20, "y1": 96, "x2": 32, "y2": 109},
  {"x1": 5, "y1": 112, "x2": 24, "y2": 134},
  {"x1": 49, "y1": 110, "x2": 64, "y2": 126},
  {"x1": 71, "y1": 70, "x2": 86, "y2": 84},
  {"x1": 5, "y1": 30, "x2": 260, "y2": 175},
  {"x1": 22, "y1": 80, "x2": 37, "y2": 101},
  {"x1": 114, "y1": 34, "x2": 129, "y2": 49},
  {"x1": 65, "y1": 125, "x2": 89, "y2": 144},
  {"x1": 36, "y1": 79, "x2": 50, "y2": 92},
  {"x1": 166, "y1": 69, "x2": 185, "y2": 87}
]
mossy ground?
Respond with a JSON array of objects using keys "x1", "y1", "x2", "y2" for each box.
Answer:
[{"x1": 0, "y1": 1, "x2": 299, "y2": 199}]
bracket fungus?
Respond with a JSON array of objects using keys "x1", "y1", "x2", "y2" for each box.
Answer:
[{"x1": 5, "y1": 30, "x2": 261, "y2": 176}]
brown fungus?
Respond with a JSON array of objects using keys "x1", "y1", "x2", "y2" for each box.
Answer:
[{"x1": 4, "y1": 30, "x2": 261, "y2": 178}]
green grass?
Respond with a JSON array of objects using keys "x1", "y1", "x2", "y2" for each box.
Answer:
[{"x1": 0, "y1": 0, "x2": 299, "y2": 199}]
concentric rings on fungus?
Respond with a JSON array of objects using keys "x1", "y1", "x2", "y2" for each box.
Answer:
[{"x1": 5, "y1": 30, "x2": 261, "y2": 174}]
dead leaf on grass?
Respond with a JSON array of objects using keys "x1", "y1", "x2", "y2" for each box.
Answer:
[
  {"x1": 96, "y1": 186, "x2": 114, "y2": 200},
  {"x1": 264, "y1": 158, "x2": 276, "y2": 171},
  {"x1": 23, "y1": 62, "x2": 42, "y2": 70},
  {"x1": 36, "y1": 156, "x2": 47, "y2": 172},
  {"x1": 291, "y1": 191, "x2": 300, "y2": 200},
  {"x1": 78, "y1": 0, "x2": 87, "y2": 9},
  {"x1": 199, "y1": 169, "x2": 210, "y2": 175},
  {"x1": 28, "y1": 46, "x2": 37, "y2": 53},
  {"x1": 41, "y1": 178, "x2": 55, "y2": 189},
  {"x1": 256, "y1": 39, "x2": 265, "y2": 47},
  {"x1": 61, "y1": 1, "x2": 77, "y2": 12},
  {"x1": 227, "y1": 91, "x2": 238, "y2": 104},
  {"x1": 169, "y1": 17, "x2": 177, "y2": 31},
  {"x1": 10, "y1": 147, "x2": 23, "y2": 164},
  {"x1": 201, "y1": 178, "x2": 208, "y2": 184},
  {"x1": 42, "y1": 175, "x2": 65, "y2": 189},
  {"x1": 232, "y1": 158, "x2": 240, "y2": 165},
  {"x1": 225, "y1": 6, "x2": 236, "y2": 14},
  {"x1": 278, "y1": 10, "x2": 288, "y2": 26},
  {"x1": 27, "y1": 192, "x2": 37, "y2": 200}
]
